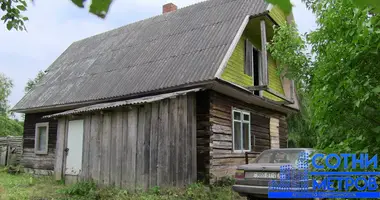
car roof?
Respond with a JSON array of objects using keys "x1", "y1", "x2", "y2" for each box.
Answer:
[{"x1": 262, "y1": 148, "x2": 314, "y2": 152}]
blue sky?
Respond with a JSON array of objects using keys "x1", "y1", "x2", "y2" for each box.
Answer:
[{"x1": 0, "y1": 0, "x2": 316, "y2": 111}]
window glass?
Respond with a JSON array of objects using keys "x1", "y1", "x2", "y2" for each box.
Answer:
[
  {"x1": 243, "y1": 114, "x2": 250, "y2": 121},
  {"x1": 233, "y1": 112, "x2": 241, "y2": 120},
  {"x1": 234, "y1": 121, "x2": 242, "y2": 150},
  {"x1": 38, "y1": 126, "x2": 47, "y2": 151},
  {"x1": 242, "y1": 123, "x2": 250, "y2": 150}
]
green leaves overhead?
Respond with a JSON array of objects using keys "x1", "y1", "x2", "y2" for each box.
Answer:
[
  {"x1": 89, "y1": 0, "x2": 112, "y2": 18},
  {"x1": 265, "y1": 0, "x2": 380, "y2": 16},
  {"x1": 265, "y1": 0, "x2": 293, "y2": 15},
  {"x1": 0, "y1": 0, "x2": 28, "y2": 31},
  {"x1": 71, "y1": 0, "x2": 85, "y2": 8},
  {"x1": 71, "y1": 0, "x2": 113, "y2": 18},
  {"x1": 352, "y1": 0, "x2": 380, "y2": 13}
]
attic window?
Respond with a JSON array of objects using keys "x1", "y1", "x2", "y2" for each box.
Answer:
[
  {"x1": 35, "y1": 122, "x2": 49, "y2": 155},
  {"x1": 244, "y1": 39, "x2": 260, "y2": 93}
]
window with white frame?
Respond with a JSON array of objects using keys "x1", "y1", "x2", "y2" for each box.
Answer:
[
  {"x1": 35, "y1": 122, "x2": 49, "y2": 154},
  {"x1": 232, "y1": 109, "x2": 251, "y2": 152}
]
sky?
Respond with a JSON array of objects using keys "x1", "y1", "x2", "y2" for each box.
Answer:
[{"x1": 0, "y1": 0, "x2": 317, "y2": 112}]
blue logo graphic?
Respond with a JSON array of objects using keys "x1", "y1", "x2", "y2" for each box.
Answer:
[{"x1": 268, "y1": 152, "x2": 380, "y2": 199}]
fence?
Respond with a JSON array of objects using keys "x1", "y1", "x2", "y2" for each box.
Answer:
[{"x1": 0, "y1": 136, "x2": 23, "y2": 166}]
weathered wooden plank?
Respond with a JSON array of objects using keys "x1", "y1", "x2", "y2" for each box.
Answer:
[
  {"x1": 211, "y1": 141, "x2": 232, "y2": 149},
  {"x1": 101, "y1": 113, "x2": 112, "y2": 185},
  {"x1": 110, "y1": 112, "x2": 118, "y2": 186},
  {"x1": 211, "y1": 133, "x2": 232, "y2": 141},
  {"x1": 127, "y1": 107, "x2": 138, "y2": 189},
  {"x1": 270, "y1": 117, "x2": 280, "y2": 149},
  {"x1": 143, "y1": 104, "x2": 152, "y2": 189},
  {"x1": 168, "y1": 97, "x2": 178, "y2": 186},
  {"x1": 90, "y1": 114, "x2": 102, "y2": 184},
  {"x1": 115, "y1": 111, "x2": 123, "y2": 187},
  {"x1": 81, "y1": 115, "x2": 91, "y2": 180},
  {"x1": 54, "y1": 118, "x2": 66, "y2": 180},
  {"x1": 136, "y1": 106, "x2": 146, "y2": 189},
  {"x1": 178, "y1": 95, "x2": 187, "y2": 186},
  {"x1": 149, "y1": 103, "x2": 159, "y2": 188},
  {"x1": 188, "y1": 94, "x2": 197, "y2": 183},
  {"x1": 121, "y1": 111, "x2": 129, "y2": 188},
  {"x1": 211, "y1": 124, "x2": 231, "y2": 135},
  {"x1": 157, "y1": 100, "x2": 169, "y2": 186}
]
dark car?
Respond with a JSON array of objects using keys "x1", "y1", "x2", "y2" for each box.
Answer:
[{"x1": 232, "y1": 148, "x2": 319, "y2": 200}]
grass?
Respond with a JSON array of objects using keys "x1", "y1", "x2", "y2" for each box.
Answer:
[{"x1": 0, "y1": 168, "x2": 244, "y2": 200}]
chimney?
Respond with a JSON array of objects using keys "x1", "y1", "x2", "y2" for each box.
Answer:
[{"x1": 163, "y1": 3, "x2": 177, "y2": 14}]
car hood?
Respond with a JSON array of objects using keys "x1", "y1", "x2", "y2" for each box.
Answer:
[{"x1": 237, "y1": 163, "x2": 295, "y2": 171}]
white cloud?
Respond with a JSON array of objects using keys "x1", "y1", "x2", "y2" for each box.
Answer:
[{"x1": 0, "y1": 0, "x2": 316, "y2": 112}]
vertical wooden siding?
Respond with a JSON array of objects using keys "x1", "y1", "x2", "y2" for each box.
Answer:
[
  {"x1": 206, "y1": 91, "x2": 287, "y2": 181},
  {"x1": 69, "y1": 94, "x2": 197, "y2": 189}
]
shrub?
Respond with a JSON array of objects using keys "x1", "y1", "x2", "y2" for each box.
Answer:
[{"x1": 57, "y1": 181, "x2": 97, "y2": 197}]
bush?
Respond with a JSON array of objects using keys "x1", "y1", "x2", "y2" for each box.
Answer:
[{"x1": 58, "y1": 181, "x2": 97, "y2": 197}]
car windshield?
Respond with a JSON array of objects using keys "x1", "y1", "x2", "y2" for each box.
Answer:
[{"x1": 255, "y1": 150, "x2": 307, "y2": 164}]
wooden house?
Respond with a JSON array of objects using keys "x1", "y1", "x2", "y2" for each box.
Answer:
[{"x1": 12, "y1": 0, "x2": 299, "y2": 188}]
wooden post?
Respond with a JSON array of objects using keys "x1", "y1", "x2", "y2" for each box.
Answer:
[
  {"x1": 290, "y1": 80, "x2": 295, "y2": 101},
  {"x1": 54, "y1": 118, "x2": 66, "y2": 181},
  {"x1": 260, "y1": 20, "x2": 268, "y2": 87}
]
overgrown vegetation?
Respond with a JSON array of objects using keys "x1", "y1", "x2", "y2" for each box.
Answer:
[
  {"x1": 0, "y1": 73, "x2": 23, "y2": 136},
  {"x1": 268, "y1": 0, "x2": 380, "y2": 196},
  {"x1": 0, "y1": 169, "x2": 242, "y2": 200}
]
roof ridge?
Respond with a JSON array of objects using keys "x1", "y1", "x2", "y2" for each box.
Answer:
[{"x1": 72, "y1": 0, "x2": 242, "y2": 44}]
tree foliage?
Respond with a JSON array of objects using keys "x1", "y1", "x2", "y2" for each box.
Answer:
[
  {"x1": 1, "y1": 0, "x2": 114, "y2": 31},
  {"x1": 0, "y1": 73, "x2": 13, "y2": 115},
  {"x1": 25, "y1": 70, "x2": 45, "y2": 93},
  {"x1": 0, "y1": 73, "x2": 23, "y2": 136},
  {"x1": 0, "y1": 0, "x2": 28, "y2": 31},
  {"x1": 267, "y1": 0, "x2": 380, "y2": 15},
  {"x1": 268, "y1": 0, "x2": 380, "y2": 158}
]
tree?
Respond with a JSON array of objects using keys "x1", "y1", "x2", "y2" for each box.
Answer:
[
  {"x1": 0, "y1": 73, "x2": 13, "y2": 115},
  {"x1": 0, "y1": 73, "x2": 23, "y2": 136},
  {"x1": 267, "y1": 0, "x2": 380, "y2": 15},
  {"x1": 25, "y1": 70, "x2": 45, "y2": 93},
  {"x1": 1, "y1": 0, "x2": 113, "y2": 31},
  {"x1": 268, "y1": 0, "x2": 380, "y2": 159}
]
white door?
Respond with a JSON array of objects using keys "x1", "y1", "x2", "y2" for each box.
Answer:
[{"x1": 65, "y1": 120, "x2": 84, "y2": 175}]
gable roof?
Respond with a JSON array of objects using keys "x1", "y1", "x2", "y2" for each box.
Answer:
[{"x1": 13, "y1": 0, "x2": 269, "y2": 112}]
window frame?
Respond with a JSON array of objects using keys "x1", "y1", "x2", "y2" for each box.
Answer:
[
  {"x1": 232, "y1": 108, "x2": 251, "y2": 153},
  {"x1": 244, "y1": 39, "x2": 261, "y2": 79},
  {"x1": 34, "y1": 122, "x2": 49, "y2": 155}
]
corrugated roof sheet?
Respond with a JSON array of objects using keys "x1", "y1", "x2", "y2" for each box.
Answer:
[
  {"x1": 43, "y1": 88, "x2": 202, "y2": 118},
  {"x1": 13, "y1": 0, "x2": 268, "y2": 111}
]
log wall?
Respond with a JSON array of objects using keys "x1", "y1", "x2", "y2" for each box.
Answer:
[
  {"x1": 206, "y1": 91, "x2": 288, "y2": 181},
  {"x1": 21, "y1": 112, "x2": 58, "y2": 170},
  {"x1": 55, "y1": 93, "x2": 197, "y2": 189}
]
